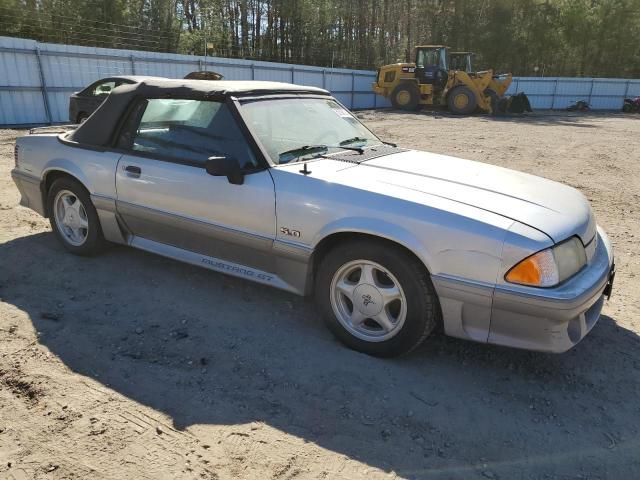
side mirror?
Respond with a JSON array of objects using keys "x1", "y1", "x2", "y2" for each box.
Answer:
[{"x1": 205, "y1": 156, "x2": 244, "y2": 185}]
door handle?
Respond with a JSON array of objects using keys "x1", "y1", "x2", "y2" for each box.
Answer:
[{"x1": 124, "y1": 165, "x2": 141, "y2": 176}]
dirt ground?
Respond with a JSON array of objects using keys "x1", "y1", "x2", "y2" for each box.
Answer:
[{"x1": 1, "y1": 111, "x2": 639, "y2": 480}]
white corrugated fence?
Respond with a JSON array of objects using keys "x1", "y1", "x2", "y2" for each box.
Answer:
[
  {"x1": 507, "y1": 77, "x2": 640, "y2": 110},
  {"x1": 1, "y1": 36, "x2": 639, "y2": 125},
  {"x1": 0, "y1": 36, "x2": 390, "y2": 125}
]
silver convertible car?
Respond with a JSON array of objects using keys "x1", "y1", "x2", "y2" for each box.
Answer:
[{"x1": 11, "y1": 79, "x2": 615, "y2": 357}]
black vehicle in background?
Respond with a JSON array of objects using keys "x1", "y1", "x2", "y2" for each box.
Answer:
[
  {"x1": 184, "y1": 70, "x2": 224, "y2": 80},
  {"x1": 69, "y1": 74, "x2": 222, "y2": 124},
  {"x1": 68, "y1": 76, "x2": 145, "y2": 123}
]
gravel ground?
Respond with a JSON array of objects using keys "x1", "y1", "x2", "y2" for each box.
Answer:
[{"x1": 0, "y1": 111, "x2": 639, "y2": 480}]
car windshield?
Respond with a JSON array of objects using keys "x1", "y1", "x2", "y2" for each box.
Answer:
[{"x1": 239, "y1": 97, "x2": 381, "y2": 164}]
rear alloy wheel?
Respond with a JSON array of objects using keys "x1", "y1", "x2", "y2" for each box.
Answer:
[
  {"x1": 391, "y1": 83, "x2": 420, "y2": 111},
  {"x1": 316, "y1": 240, "x2": 440, "y2": 357},
  {"x1": 48, "y1": 177, "x2": 106, "y2": 256},
  {"x1": 53, "y1": 190, "x2": 89, "y2": 246},
  {"x1": 447, "y1": 85, "x2": 478, "y2": 115}
]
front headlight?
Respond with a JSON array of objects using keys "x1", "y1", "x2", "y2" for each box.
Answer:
[{"x1": 505, "y1": 236, "x2": 587, "y2": 287}]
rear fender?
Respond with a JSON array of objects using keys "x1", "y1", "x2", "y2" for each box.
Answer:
[
  {"x1": 40, "y1": 160, "x2": 92, "y2": 218},
  {"x1": 41, "y1": 159, "x2": 128, "y2": 244},
  {"x1": 42, "y1": 159, "x2": 92, "y2": 194}
]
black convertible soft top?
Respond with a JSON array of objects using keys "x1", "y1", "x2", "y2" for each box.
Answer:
[{"x1": 68, "y1": 78, "x2": 329, "y2": 147}]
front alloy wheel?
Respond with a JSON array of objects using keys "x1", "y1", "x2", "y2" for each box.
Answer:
[
  {"x1": 330, "y1": 260, "x2": 407, "y2": 342},
  {"x1": 316, "y1": 240, "x2": 440, "y2": 357}
]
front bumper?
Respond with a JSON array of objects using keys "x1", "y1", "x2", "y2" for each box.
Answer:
[{"x1": 488, "y1": 226, "x2": 614, "y2": 352}]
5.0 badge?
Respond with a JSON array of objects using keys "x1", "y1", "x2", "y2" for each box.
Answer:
[{"x1": 280, "y1": 227, "x2": 301, "y2": 238}]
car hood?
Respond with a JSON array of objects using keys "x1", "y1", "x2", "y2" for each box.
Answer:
[{"x1": 337, "y1": 149, "x2": 596, "y2": 244}]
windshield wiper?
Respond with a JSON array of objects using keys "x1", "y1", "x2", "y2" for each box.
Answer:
[
  {"x1": 341, "y1": 136, "x2": 398, "y2": 148},
  {"x1": 340, "y1": 136, "x2": 369, "y2": 146},
  {"x1": 279, "y1": 143, "x2": 364, "y2": 160}
]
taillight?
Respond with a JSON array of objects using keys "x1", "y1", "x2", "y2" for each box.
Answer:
[{"x1": 14, "y1": 144, "x2": 19, "y2": 167}]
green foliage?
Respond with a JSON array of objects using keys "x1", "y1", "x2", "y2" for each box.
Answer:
[{"x1": 1, "y1": 0, "x2": 639, "y2": 76}]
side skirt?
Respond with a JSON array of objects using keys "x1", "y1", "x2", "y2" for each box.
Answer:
[
  {"x1": 92, "y1": 195, "x2": 129, "y2": 245},
  {"x1": 130, "y1": 236, "x2": 302, "y2": 295}
]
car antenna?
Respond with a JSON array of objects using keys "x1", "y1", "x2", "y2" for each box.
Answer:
[{"x1": 299, "y1": 162, "x2": 312, "y2": 176}]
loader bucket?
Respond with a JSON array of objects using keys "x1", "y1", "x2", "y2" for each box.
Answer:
[
  {"x1": 489, "y1": 73, "x2": 512, "y2": 97},
  {"x1": 495, "y1": 92, "x2": 532, "y2": 115}
]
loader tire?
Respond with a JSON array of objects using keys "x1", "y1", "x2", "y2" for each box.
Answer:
[
  {"x1": 484, "y1": 89, "x2": 500, "y2": 116},
  {"x1": 447, "y1": 86, "x2": 477, "y2": 115},
  {"x1": 391, "y1": 83, "x2": 420, "y2": 111}
]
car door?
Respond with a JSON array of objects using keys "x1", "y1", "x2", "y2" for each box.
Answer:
[{"x1": 114, "y1": 97, "x2": 277, "y2": 273}]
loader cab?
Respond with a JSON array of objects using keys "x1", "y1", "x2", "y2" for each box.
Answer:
[
  {"x1": 450, "y1": 52, "x2": 474, "y2": 73},
  {"x1": 414, "y1": 45, "x2": 449, "y2": 89}
]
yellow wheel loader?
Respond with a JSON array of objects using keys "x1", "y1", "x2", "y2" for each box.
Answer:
[
  {"x1": 450, "y1": 51, "x2": 515, "y2": 106},
  {"x1": 372, "y1": 45, "x2": 514, "y2": 115},
  {"x1": 450, "y1": 51, "x2": 474, "y2": 73}
]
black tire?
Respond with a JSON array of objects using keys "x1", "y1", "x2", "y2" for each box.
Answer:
[
  {"x1": 390, "y1": 83, "x2": 420, "y2": 111},
  {"x1": 77, "y1": 112, "x2": 89, "y2": 123},
  {"x1": 47, "y1": 177, "x2": 106, "y2": 256},
  {"x1": 484, "y1": 88, "x2": 500, "y2": 116},
  {"x1": 315, "y1": 240, "x2": 440, "y2": 357},
  {"x1": 447, "y1": 85, "x2": 478, "y2": 115}
]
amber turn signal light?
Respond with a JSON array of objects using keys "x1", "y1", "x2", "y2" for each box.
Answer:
[{"x1": 505, "y1": 249, "x2": 559, "y2": 287}]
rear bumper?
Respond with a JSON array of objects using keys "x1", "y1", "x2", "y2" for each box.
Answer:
[
  {"x1": 488, "y1": 226, "x2": 614, "y2": 352},
  {"x1": 11, "y1": 169, "x2": 45, "y2": 216}
]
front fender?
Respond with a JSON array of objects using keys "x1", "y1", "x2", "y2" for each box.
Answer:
[{"x1": 312, "y1": 216, "x2": 437, "y2": 275}]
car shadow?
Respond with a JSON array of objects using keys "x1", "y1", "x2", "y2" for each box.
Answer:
[{"x1": 2, "y1": 232, "x2": 639, "y2": 479}]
